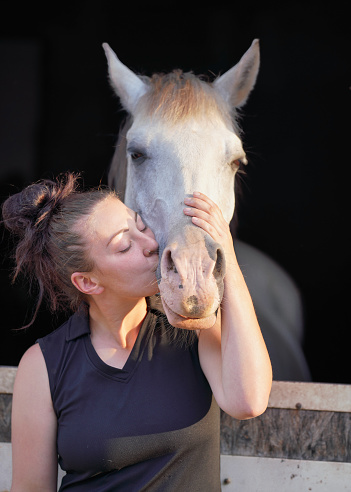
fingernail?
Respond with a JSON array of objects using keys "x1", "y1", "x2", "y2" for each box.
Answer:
[
  {"x1": 184, "y1": 208, "x2": 191, "y2": 213},
  {"x1": 193, "y1": 191, "x2": 200, "y2": 196}
]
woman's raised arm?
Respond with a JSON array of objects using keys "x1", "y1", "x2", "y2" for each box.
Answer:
[{"x1": 184, "y1": 192, "x2": 272, "y2": 419}]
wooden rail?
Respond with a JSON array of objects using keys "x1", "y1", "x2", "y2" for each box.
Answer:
[{"x1": 1, "y1": 367, "x2": 351, "y2": 491}]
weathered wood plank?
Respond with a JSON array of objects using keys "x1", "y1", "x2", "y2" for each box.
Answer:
[
  {"x1": 0, "y1": 395, "x2": 12, "y2": 443},
  {"x1": 220, "y1": 455, "x2": 351, "y2": 492},
  {"x1": 269, "y1": 380, "x2": 351, "y2": 412},
  {"x1": 2, "y1": 445, "x2": 350, "y2": 492},
  {"x1": 0, "y1": 442, "x2": 12, "y2": 492},
  {"x1": 220, "y1": 408, "x2": 351, "y2": 462},
  {"x1": 0, "y1": 367, "x2": 16, "y2": 446},
  {"x1": 2, "y1": 367, "x2": 351, "y2": 464},
  {"x1": 0, "y1": 367, "x2": 16, "y2": 394},
  {"x1": 3, "y1": 370, "x2": 350, "y2": 411}
]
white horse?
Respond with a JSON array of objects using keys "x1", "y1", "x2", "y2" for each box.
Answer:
[{"x1": 103, "y1": 41, "x2": 311, "y2": 380}]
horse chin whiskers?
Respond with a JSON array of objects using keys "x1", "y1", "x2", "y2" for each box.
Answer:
[{"x1": 146, "y1": 277, "x2": 159, "y2": 288}]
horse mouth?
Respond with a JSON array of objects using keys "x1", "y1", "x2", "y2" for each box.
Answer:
[{"x1": 161, "y1": 300, "x2": 217, "y2": 330}]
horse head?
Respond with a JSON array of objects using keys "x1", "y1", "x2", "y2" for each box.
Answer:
[{"x1": 103, "y1": 40, "x2": 260, "y2": 329}]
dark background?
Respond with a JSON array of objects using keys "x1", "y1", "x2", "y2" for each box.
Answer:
[{"x1": 0, "y1": 1, "x2": 349, "y2": 383}]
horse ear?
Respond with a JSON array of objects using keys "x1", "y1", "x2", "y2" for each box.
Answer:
[
  {"x1": 102, "y1": 43, "x2": 148, "y2": 114},
  {"x1": 214, "y1": 39, "x2": 260, "y2": 108}
]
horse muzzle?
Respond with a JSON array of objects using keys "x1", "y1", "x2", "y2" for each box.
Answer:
[{"x1": 158, "y1": 225, "x2": 225, "y2": 329}]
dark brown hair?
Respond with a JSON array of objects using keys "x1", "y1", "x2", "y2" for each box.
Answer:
[{"x1": 1, "y1": 172, "x2": 116, "y2": 328}]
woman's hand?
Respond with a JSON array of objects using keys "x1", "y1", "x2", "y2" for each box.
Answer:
[{"x1": 183, "y1": 192, "x2": 235, "y2": 262}]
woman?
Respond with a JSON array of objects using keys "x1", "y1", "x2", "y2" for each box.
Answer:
[{"x1": 2, "y1": 172, "x2": 272, "y2": 491}]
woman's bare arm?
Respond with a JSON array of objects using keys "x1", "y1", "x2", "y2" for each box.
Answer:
[{"x1": 11, "y1": 343, "x2": 58, "y2": 491}]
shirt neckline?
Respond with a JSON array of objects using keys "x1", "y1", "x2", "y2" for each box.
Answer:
[{"x1": 83, "y1": 309, "x2": 156, "y2": 381}]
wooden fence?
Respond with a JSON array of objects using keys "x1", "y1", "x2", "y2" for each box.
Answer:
[{"x1": 1, "y1": 366, "x2": 350, "y2": 491}]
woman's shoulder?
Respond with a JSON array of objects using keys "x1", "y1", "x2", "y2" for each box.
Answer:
[
  {"x1": 15, "y1": 322, "x2": 67, "y2": 390},
  {"x1": 15, "y1": 343, "x2": 49, "y2": 396},
  {"x1": 18, "y1": 342, "x2": 44, "y2": 369}
]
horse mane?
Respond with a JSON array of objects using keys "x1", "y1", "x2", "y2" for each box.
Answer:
[
  {"x1": 108, "y1": 70, "x2": 240, "y2": 196},
  {"x1": 108, "y1": 115, "x2": 131, "y2": 199},
  {"x1": 141, "y1": 70, "x2": 234, "y2": 124}
]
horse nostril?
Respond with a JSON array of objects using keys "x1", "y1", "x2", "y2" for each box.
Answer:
[
  {"x1": 165, "y1": 250, "x2": 178, "y2": 274},
  {"x1": 204, "y1": 235, "x2": 226, "y2": 281},
  {"x1": 213, "y1": 248, "x2": 225, "y2": 280}
]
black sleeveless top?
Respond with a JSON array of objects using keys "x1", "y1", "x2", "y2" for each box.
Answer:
[{"x1": 38, "y1": 302, "x2": 221, "y2": 491}]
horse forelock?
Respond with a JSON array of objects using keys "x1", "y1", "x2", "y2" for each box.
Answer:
[{"x1": 139, "y1": 70, "x2": 235, "y2": 127}]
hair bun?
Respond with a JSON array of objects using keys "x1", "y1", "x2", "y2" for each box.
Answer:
[{"x1": 2, "y1": 173, "x2": 79, "y2": 237}]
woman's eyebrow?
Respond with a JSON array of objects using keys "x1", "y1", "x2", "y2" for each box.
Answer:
[
  {"x1": 106, "y1": 227, "x2": 129, "y2": 247},
  {"x1": 106, "y1": 211, "x2": 138, "y2": 247}
]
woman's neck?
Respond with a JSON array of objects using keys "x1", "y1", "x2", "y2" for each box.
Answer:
[{"x1": 88, "y1": 296, "x2": 148, "y2": 350}]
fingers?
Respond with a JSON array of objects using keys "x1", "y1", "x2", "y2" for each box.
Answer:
[
  {"x1": 184, "y1": 193, "x2": 225, "y2": 224},
  {"x1": 184, "y1": 192, "x2": 236, "y2": 264},
  {"x1": 183, "y1": 192, "x2": 228, "y2": 240},
  {"x1": 184, "y1": 192, "x2": 218, "y2": 214}
]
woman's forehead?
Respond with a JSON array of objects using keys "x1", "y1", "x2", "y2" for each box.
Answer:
[{"x1": 91, "y1": 197, "x2": 135, "y2": 235}]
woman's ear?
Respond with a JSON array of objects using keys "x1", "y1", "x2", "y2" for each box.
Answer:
[{"x1": 71, "y1": 272, "x2": 104, "y2": 296}]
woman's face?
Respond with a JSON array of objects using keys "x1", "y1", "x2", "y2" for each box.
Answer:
[{"x1": 86, "y1": 196, "x2": 159, "y2": 299}]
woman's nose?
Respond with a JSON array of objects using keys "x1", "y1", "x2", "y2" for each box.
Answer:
[
  {"x1": 144, "y1": 237, "x2": 159, "y2": 257},
  {"x1": 144, "y1": 248, "x2": 158, "y2": 257}
]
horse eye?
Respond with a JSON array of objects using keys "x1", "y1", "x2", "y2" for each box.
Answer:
[
  {"x1": 230, "y1": 159, "x2": 241, "y2": 169},
  {"x1": 130, "y1": 151, "x2": 146, "y2": 164}
]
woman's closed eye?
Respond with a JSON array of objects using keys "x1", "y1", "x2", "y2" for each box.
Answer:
[
  {"x1": 118, "y1": 226, "x2": 147, "y2": 253},
  {"x1": 115, "y1": 216, "x2": 148, "y2": 253},
  {"x1": 118, "y1": 242, "x2": 132, "y2": 254}
]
